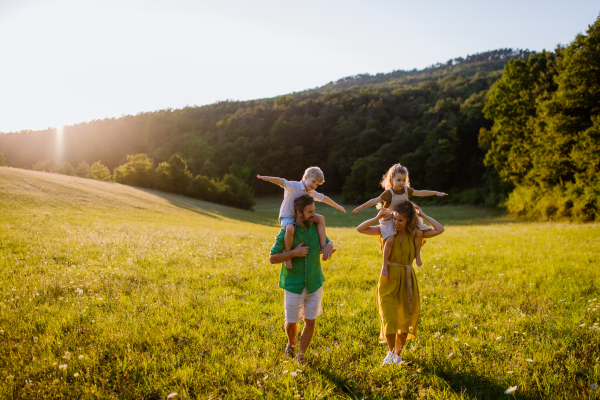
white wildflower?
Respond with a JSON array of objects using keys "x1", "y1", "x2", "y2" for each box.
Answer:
[
  {"x1": 78, "y1": 355, "x2": 84, "y2": 359},
  {"x1": 433, "y1": 332, "x2": 441, "y2": 338},
  {"x1": 73, "y1": 373, "x2": 79, "y2": 377},
  {"x1": 291, "y1": 371, "x2": 297, "y2": 377},
  {"x1": 283, "y1": 370, "x2": 288, "y2": 374},
  {"x1": 59, "y1": 364, "x2": 68, "y2": 370},
  {"x1": 167, "y1": 393, "x2": 178, "y2": 399},
  {"x1": 504, "y1": 386, "x2": 517, "y2": 394},
  {"x1": 579, "y1": 324, "x2": 586, "y2": 327},
  {"x1": 453, "y1": 337, "x2": 459, "y2": 341},
  {"x1": 525, "y1": 359, "x2": 534, "y2": 363}
]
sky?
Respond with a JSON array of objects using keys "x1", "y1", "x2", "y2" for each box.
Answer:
[{"x1": 0, "y1": 0, "x2": 598, "y2": 133}]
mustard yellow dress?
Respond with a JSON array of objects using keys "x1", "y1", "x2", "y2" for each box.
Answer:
[{"x1": 377, "y1": 231, "x2": 421, "y2": 341}]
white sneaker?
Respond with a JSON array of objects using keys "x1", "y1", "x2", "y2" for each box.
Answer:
[
  {"x1": 393, "y1": 354, "x2": 403, "y2": 365},
  {"x1": 382, "y1": 351, "x2": 395, "y2": 365}
]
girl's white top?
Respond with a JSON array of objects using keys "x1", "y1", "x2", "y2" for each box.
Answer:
[{"x1": 278, "y1": 179, "x2": 324, "y2": 220}]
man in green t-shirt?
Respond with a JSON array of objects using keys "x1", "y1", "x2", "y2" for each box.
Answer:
[{"x1": 269, "y1": 194, "x2": 336, "y2": 364}]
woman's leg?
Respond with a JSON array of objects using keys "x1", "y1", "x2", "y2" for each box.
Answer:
[
  {"x1": 395, "y1": 333, "x2": 408, "y2": 357},
  {"x1": 385, "y1": 334, "x2": 395, "y2": 353}
]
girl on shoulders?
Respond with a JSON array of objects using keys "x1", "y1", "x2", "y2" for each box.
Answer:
[{"x1": 352, "y1": 164, "x2": 447, "y2": 276}]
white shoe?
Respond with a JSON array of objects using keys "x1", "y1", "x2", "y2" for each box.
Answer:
[
  {"x1": 382, "y1": 351, "x2": 395, "y2": 365},
  {"x1": 393, "y1": 354, "x2": 403, "y2": 365}
]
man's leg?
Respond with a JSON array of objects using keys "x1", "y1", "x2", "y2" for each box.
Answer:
[
  {"x1": 298, "y1": 319, "x2": 316, "y2": 358},
  {"x1": 285, "y1": 321, "x2": 298, "y2": 356}
]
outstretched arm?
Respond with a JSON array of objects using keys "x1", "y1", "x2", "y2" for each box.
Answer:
[
  {"x1": 322, "y1": 196, "x2": 346, "y2": 213},
  {"x1": 352, "y1": 196, "x2": 383, "y2": 213},
  {"x1": 356, "y1": 209, "x2": 388, "y2": 235},
  {"x1": 257, "y1": 174, "x2": 285, "y2": 187},
  {"x1": 269, "y1": 242, "x2": 309, "y2": 264},
  {"x1": 416, "y1": 205, "x2": 445, "y2": 238},
  {"x1": 411, "y1": 190, "x2": 447, "y2": 197}
]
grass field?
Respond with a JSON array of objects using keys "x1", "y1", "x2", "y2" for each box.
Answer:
[{"x1": 1, "y1": 168, "x2": 599, "y2": 399}]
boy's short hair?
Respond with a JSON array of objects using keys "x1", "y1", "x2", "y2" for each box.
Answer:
[
  {"x1": 304, "y1": 166, "x2": 325, "y2": 183},
  {"x1": 294, "y1": 194, "x2": 315, "y2": 215}
]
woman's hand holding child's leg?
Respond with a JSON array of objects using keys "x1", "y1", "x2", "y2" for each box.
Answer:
[{"x1": 284, "y1": 224, "x2": 295, "y2": 269}]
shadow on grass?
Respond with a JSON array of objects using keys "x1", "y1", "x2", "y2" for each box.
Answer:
[
  {"x1": 132, "y1": 190, "x2": 522, "y2": 229},
  {"x1": 418, "y1": 362, "x2": 538, "y2": 399},
  {"x1": 312, "y1": 365, "x2": 364, "y2": 399},
  {"x1": 135, "y1": 188, "x2": 278, "y2": 226}
]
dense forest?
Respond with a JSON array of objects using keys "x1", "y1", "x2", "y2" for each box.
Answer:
[
  {"x1": 1, "y1": 16, "x2": 598, "y2": 219},
  {"x1": 0, "y1": 48, "x2": 529, "y2": 207},
  {"x1": 482, "y1": 16, "x2": 600, "y2": 221}
]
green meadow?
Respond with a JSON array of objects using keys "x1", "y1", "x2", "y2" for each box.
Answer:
[{"x1": 1, "y1": 168, "x2": 599, "y2": 399}]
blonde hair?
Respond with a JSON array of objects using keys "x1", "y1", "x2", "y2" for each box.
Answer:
[
  {"x1": 380, "y1": 163, "x2": 410, "y2": 190},
  {"x1": 304, "y1": 166, "x2": 325, "y2": 183}
]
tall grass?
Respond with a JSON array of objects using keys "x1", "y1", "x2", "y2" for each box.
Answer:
[{"x1": 1, "y1": 168, "x2": 599, "y2": 399}]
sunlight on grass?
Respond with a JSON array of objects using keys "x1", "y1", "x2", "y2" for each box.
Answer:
[{"x1": 1, "y1": 168, "x2": 599, "y2": 399}]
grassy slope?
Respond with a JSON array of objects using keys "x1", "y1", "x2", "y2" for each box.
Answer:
[{"x1": 1, "y1": 168, "x2": 599, "y2": 399}]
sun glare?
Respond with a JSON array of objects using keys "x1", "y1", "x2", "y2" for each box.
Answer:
[{"x1": 55, "y1": 126, "x2": 64, "y2": 161}]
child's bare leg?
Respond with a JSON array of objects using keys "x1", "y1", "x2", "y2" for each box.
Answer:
[
  {"x1": 314, "y1": 214, "x2": 326, "y2": 251},
  {"x1": 414, "y1": 229, "x2": 424, "y2": 266},
  {"x1": 381, "y1": 235, "x2": 394, "y2": 277},
  {"x1": 284, "y1": 223, "x2": 295, "y2": 269}
]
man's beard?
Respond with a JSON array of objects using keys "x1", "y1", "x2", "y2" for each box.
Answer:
[{"x1": 301, "y1": 215, "x2": 314, "y2": 226}]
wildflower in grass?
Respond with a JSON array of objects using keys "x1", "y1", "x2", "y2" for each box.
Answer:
[
  {"x1": 6, "y1": 375, "x2": 14, "y2": 380},
  {"x1": 579, "y1": 324, "x2": 586, "y2": 327},
  {"x1": 504, "y1": 386, "x2": 517, "y2": 394},
  {"x1": 507, "y1": 371, "x2": 514, "y2": 374},
  {"x1": 591, "y1": 383, "x2": 598, "y2": 391},
  {"x1": 59, "y1": 364, "x2": 67, "y2": 370},
  {"x1": 283, "y1": 370, "x2": 288, "y2": 374},
  {"x1": 78, "y1": 355, "x2": 84, "y2": 359},
  {"x1": 453, "y1": 337, "x2": 459, "y2": 341},
  {"x1": 73, "y1": 373, "x2": 79, "y2": 377},
  {"x1": 496, "y1": 336, "x2": 502, "y2": 340},
  {"x1": 167, "y1": 393, "x2": 178, "y2": 399},
  {"x1": 433, "y1": 332, "x2": 441, "y2": 338},
  {"x1": 291, "y1": 371, "x2": 297, "y2": 377},
  {"x1": 525, "y1": 359, "x2": 534, "y2": 363}
]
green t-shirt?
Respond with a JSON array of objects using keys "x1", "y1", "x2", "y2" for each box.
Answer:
[{"x1": 270, "y1": 222, "x2": 330, "y2": 294}]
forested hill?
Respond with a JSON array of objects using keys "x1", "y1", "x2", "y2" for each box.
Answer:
[{"x1": 0, "y1": 48, "x2": 531, "y2": 204}]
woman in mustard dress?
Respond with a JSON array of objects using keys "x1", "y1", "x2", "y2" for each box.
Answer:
[{"x1": 356, "y1": 201, "x2": 445, "y2": 365}]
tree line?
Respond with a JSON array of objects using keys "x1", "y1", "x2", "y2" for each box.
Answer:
[
  {"x1": 482, "y1": 16, "x2": 600, "y2": 221},
  {"x1": 0, "y1": 48, "x2": 532, "y2": 210}
]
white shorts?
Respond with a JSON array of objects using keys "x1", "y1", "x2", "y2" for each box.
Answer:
[{"x1": 284, "y1": 286, "x2": 323, "y2": 323}]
